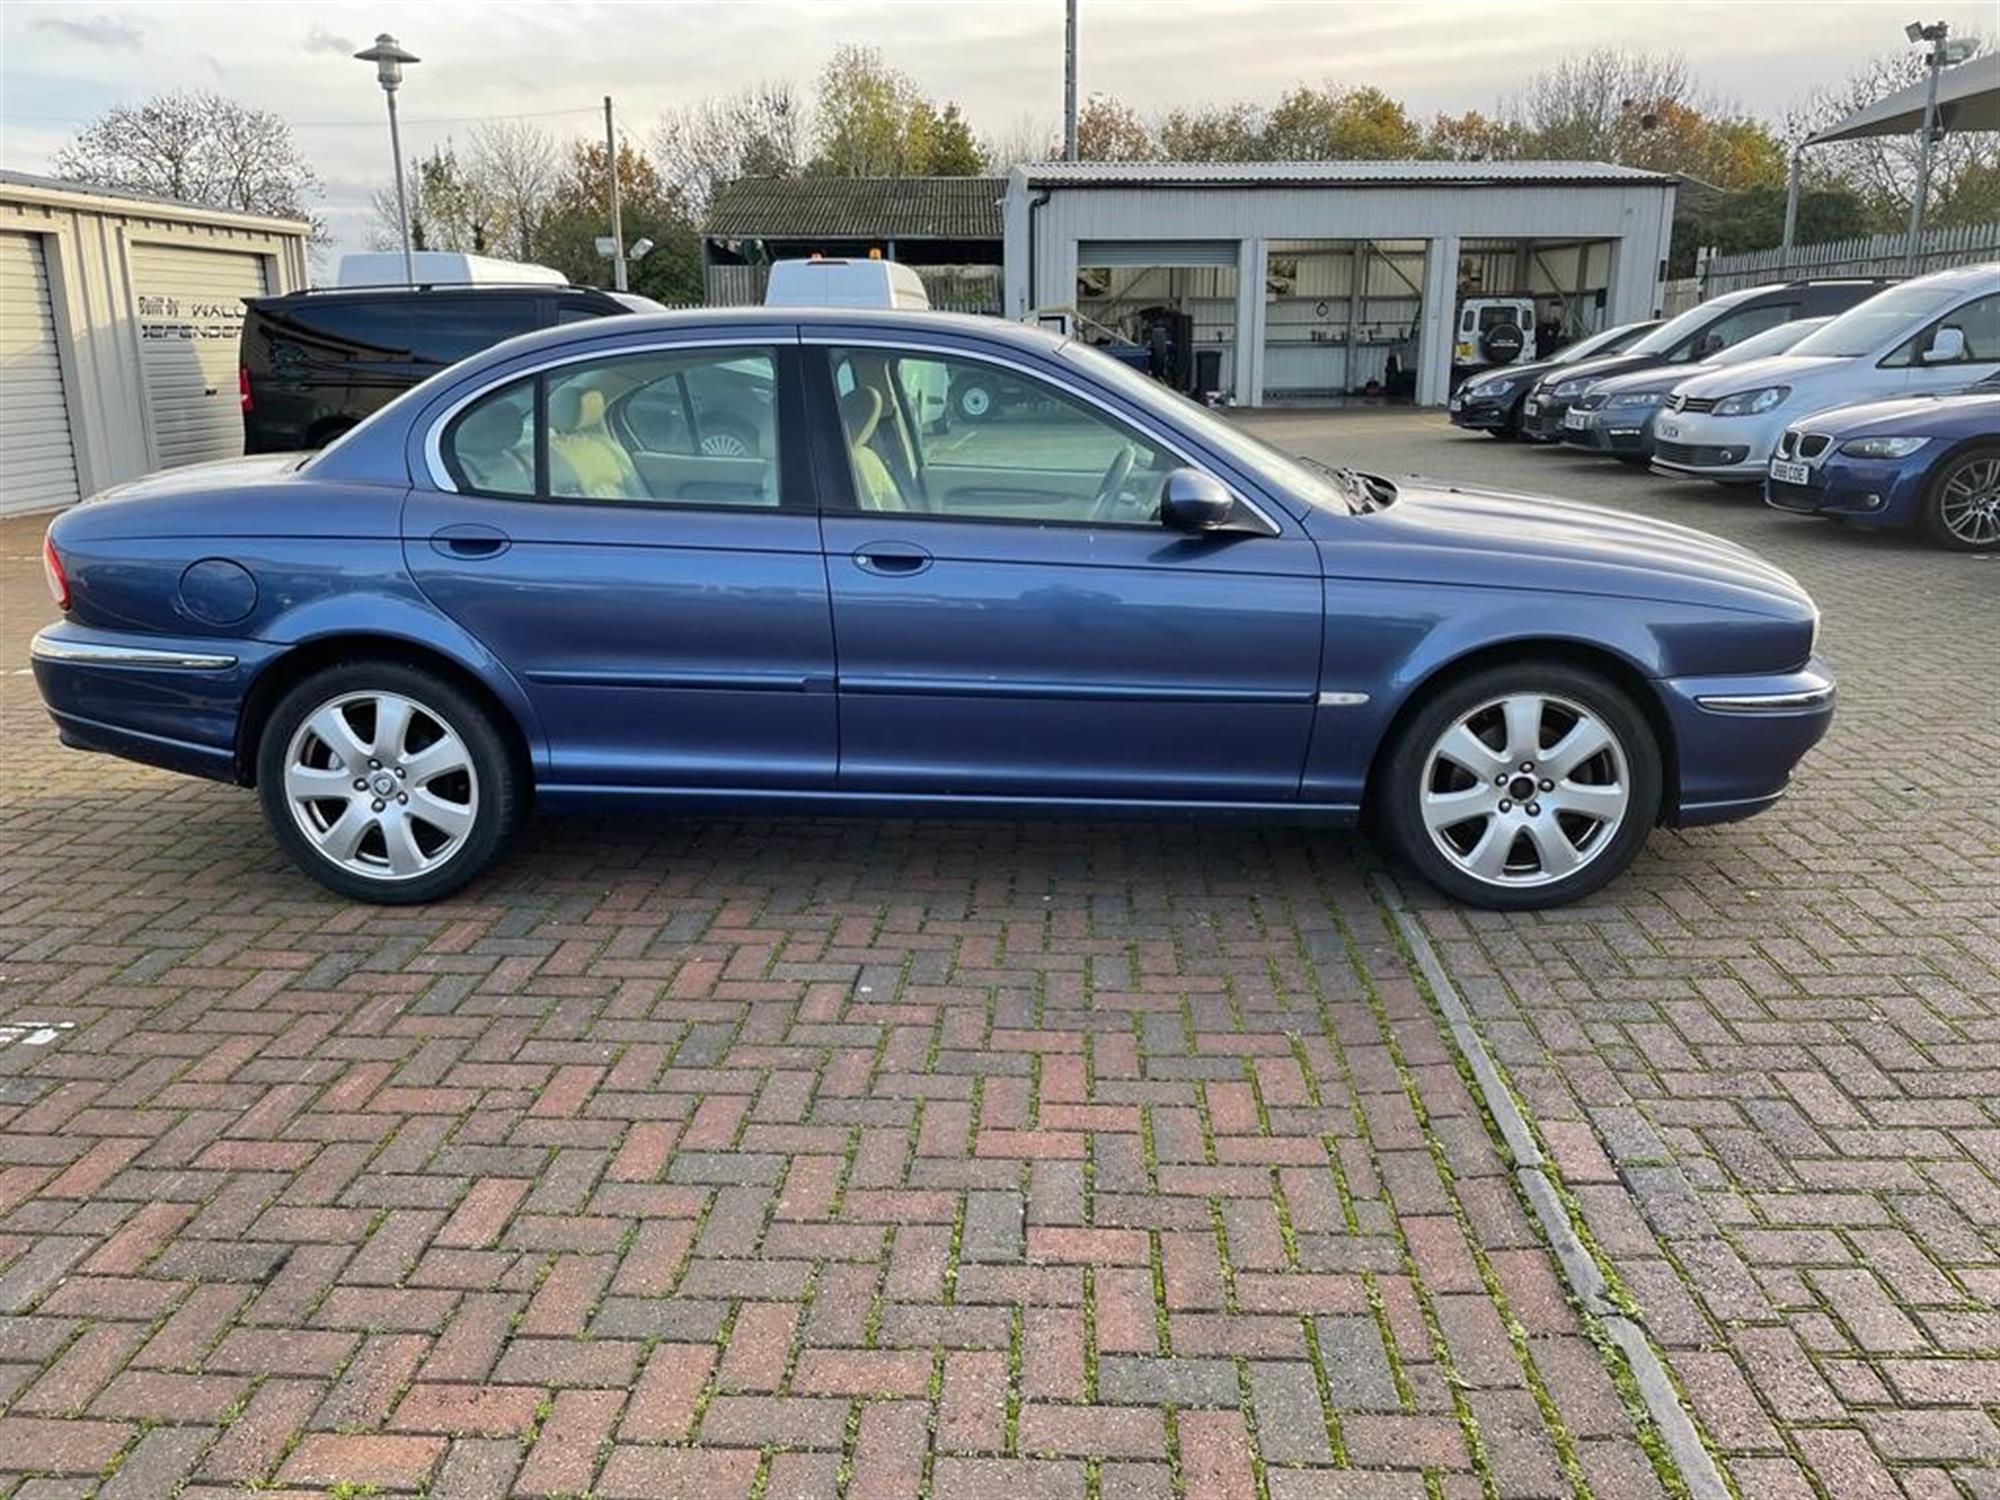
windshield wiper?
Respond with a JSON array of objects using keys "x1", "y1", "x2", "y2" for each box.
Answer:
[{"x1": 1299, "y1": 456, "x2": 1391, "y2": 513}]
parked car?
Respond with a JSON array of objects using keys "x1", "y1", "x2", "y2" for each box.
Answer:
[
  {"x1": 1765, "y1": 371, "x2": 2000, "y2": 550},
  {"x1": 1518, "y1": 279, "x2": 1890, "y2": 443},
  {"x1": 34, "y1": 308, "x2": 1833, "y2": 913},
  {"x1": 1451, "y1": 295, "x2": 1536, "y2": 381},
  {"x1": 1560, "y1": 317, "x2": 1831, "y2": 463},
  {"x1": 1448, "y1": 318, "x2": 1660, "y2": 438},
  {"x1": 1654, "y1": 263, "x2": 2000, "y2": 483},
  {"x1": 764, "y1": 256, "x2": 930, "y2": 309},
  {"x1": 241, "y1": 282, "x2": 661, "y2": 453}
]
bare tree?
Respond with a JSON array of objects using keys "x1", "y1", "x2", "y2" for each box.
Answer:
[
  {"x1": 53, "y1": 89, "x2": 321, "y2": 226},
  {"x1": 468, "y1": 120, "x2": 562, "y2": 261},
  {"x1": 654, "y1": 81, "x2": 804, "y2": 216},
  {"x1": 1506, "y1": 48, "x2": 1700, "y2": 163}
]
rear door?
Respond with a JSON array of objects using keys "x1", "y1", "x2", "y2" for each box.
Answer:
[
  {"x1": 811, "y1": 341, "x2": 1322, "y2": 802},
  {"x1": 403, "y1": 338, "x2": 836, "y2": 789}
]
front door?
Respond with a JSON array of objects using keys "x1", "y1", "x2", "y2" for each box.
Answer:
[
  {"x1": 404, "y1": 342, "x2": 836, "y2": 789},
  {"x1": 813, "y1": 344, "x2": 1322, "y2": 802},
  {"x1": 1889, "y1": 291, "x2": 2000, "y2": 395}
]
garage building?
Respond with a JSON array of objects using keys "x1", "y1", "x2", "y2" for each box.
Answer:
[
  {"x1": 1001, "y1": 160, "x2": 1677, "y2": 407},
  {"x1": 0, "y1": 171, "x2": 310, "y2": 516}
]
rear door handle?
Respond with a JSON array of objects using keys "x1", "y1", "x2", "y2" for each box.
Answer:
[
  {"x1": 852, "y1": 543, "x2": 932, "y2": 577},
  {"x1": 431, "y1": 523, "x2": 511, "y2": 559}
]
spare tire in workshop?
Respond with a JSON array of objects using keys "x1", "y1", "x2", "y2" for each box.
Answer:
[{"x1": 1480, "y1": 322, "x2": 1526, "y2": 363}]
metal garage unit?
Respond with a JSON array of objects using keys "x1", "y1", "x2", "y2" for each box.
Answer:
[
  {"x1": 1003, "y1": 161, "x2": 1677, "y2": 407},
  {"x1": 0, "y1": 231, "x2": 81, "y2": 516},
  {"x1": 130, "y1": 241, "x2": 271, "y2": 468},
  {"x1": 0, "y1": 171, "x2": 308, "y2": 515}
]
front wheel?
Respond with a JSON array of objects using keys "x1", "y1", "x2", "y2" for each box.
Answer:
[
  {"x1": 1373, "y1": 662, "x2": 1662, "y2": 910},
  {"x1": 256, "y1": 661, "x2": 521, "y2": 904},
  {"x1": 1921, "y1": 443, "x2": 2000, "y2": 551}
]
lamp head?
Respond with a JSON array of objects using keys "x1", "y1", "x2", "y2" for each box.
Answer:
[{"x1": 355, "y1": 34, "x2": 420, "y2": 91}]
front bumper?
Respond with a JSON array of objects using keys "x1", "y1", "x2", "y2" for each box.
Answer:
[
  {"x1": 1447, "y1": 393, "x2": 1517, "y2": 431},
  {"x1": 1765, "y1": 455, "x2": 1930, "y2": 529},
  {"x1": 1562, "y1": 408, "x2": 1657, "y2": 456},
  {"x1": 1658, "y1": 656, "x2": 1835, "y2": 825},
  {"x1": 1517, "y1": 394, "x2": 1577, "y2": 443},
  {"x1": 1649, "y1": 409, "x2": 1786, "y2": 481},
  {"x1": 31, "y1": 623, "x2": 272, "y2": 784}
]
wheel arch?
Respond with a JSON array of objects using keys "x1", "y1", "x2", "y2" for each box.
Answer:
[
  {"x1": 1361, "y1": 637, "x2": 1681, "y2": 824},
  {"x1": 235, "y1": 632, "x2": 536, "y2": 794}
]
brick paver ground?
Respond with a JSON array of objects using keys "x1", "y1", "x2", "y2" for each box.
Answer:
[
  {"x1": 0, "y1": 479, "x2": 1674, "y2": 1497},
  {"x1": 1259, "y1": 411, "x2": 2000, "y2": 1500}
]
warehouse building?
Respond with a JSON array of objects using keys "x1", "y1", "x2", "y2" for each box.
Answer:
[{"x1": 0, "y1": 171, "x2": 310, "y2": 516}]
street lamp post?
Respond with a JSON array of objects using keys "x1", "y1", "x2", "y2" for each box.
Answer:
[
  {"x1": 355, "y1": 34, "x2": 422, "y2": 286},
  {"x1": 1904, "y1": 19, "x2": 1948, "y2": 275}
]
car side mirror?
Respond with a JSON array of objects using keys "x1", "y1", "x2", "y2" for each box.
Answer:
[
  {"x1": 1924, "y1": 326, "x2": 1967, "y2": 363},
  {"x1": 1160, "y1": 468, "x2": 1239, "y2": 533}
]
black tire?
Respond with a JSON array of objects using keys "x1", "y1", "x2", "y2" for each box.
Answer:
[
  {"x1": 1372, "y1": 660, "x2": 1662, "y2": 911},
  {"x1": 1919, "y1": 442, "x2": 2000, "y2": 552},
  {"x1": 256, "y1": 660, "x2": 522, "y2": 904}
]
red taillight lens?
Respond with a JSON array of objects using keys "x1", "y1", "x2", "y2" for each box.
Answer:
[
  {"x1": 43, "y1": 533, "x2": 70, "y2": 611},
  {"x1": 239, "y1": 366, "x2": 252, "y2": 412}
]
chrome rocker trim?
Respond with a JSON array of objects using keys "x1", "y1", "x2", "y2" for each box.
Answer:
[{"x1": 31, "y1": 631, "x2": 237, "y2": 671}]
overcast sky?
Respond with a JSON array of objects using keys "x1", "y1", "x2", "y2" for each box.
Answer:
[{"x1": 4, "y1": 0, "x2": 1992, "y2": 267}]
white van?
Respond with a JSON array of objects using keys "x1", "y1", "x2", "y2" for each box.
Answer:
[
  {"x1": 334, "y1": 251, "x2": 570, "y2": 288},
  {"x1": 764, "y1": 257, "x2": 930, "y2": 310}
]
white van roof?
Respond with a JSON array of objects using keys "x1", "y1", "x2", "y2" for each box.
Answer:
[
  {"x1": 763, "y1": 257, "x2": 930, "y2": 309},
  {"x1": 333, "y1": 252, "x2": 570, "y2": 288}
]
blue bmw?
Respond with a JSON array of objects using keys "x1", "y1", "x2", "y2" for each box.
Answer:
[
  {"x1": 1766, "y1": 373, "x2": 2000, "y2": 550},
  {"x1": 34, "y1": 309, "x2": 1834, "y2": 910}
]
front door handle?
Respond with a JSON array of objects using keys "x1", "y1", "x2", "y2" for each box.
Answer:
[
  {"x1": 431, "y1": 523, "x2": 511, "y2": 559},
  {"x1": 852, "y1": 543, "x2": 932, "y2": 577}
]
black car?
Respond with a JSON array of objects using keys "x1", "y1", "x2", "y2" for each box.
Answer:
[
  {"x1": 241, "y1": 283, "x2": 659, "y2": 453},
  {"x1": 1448, "y1": 319, "x2": 1659, "y2": 438},
  {"x1": 1517, "y1": 279, "x2": 1890, "y2": 444}
]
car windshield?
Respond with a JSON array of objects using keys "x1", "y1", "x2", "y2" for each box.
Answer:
[
  {"x1": 1551, "y1": 322, "x2": 1651, "y2": 365},
  {"x1": 1706, "y1": 316, "x2": 1828, "y2": 366},
  {"x1": 1623, "y1": 296, "x2": 1751, "y2": 357},
  {"x1": 1789, "y1": 282, "x2": 1963, "y2": 358},
  {"x1": 1060, "y1": 340, "x2": 1359, "y2": 514}
]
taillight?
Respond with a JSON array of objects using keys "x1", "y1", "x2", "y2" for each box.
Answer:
[
  {"x1": 239, "y1": 366, "x2": 252, "y2": 412},
  {"x1": 43, "y1": 533, "x2": 70, "y2": 611}
]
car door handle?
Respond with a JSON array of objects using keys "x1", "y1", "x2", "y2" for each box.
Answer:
[
  {"x1": 852, "y1": 544, "x2": 932, "y2": 577},
  {"x1": 430, "y1": 523, "x2": 511, "y2": 559}
]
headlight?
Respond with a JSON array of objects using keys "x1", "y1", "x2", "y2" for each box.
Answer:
[
  {"x1": 1471, "y1": 376, "x2": 1519, "y2": 397},
  {"x1": 1839, "y1": 435, "x2": 1931, "y2": 459},
  {"x1": 1607, "y1": 391, "x2": 1665, "y2": 409},
  {"x1": 1713, "y1": 385, "x2": 1790, "y2": 416},
  {"x1": 1550, "y1": 379, "x2": 1586, "y2": 398}
]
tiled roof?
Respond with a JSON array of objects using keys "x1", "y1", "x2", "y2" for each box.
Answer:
[{"x1": 706, "y1": 176, "x2": 1005, "y2": 239}]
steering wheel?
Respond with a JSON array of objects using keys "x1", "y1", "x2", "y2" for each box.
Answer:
[{"x1": 1088, "y1": 444, "x2": 1136, "y2": 522}]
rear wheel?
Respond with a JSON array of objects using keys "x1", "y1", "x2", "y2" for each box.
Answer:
[
  {"x1": 1374, "y1": 662, "x2": 1662, "y2": 910},
  {"x1": 256, "y1": 661, "x2": 520, "y2": 903},
  {"x1": 1920, "y1": 443, "x2": 2000, "y2": 551},
  {"x1": 954, "y1": 380, "x2": 997, "y2": 423}
]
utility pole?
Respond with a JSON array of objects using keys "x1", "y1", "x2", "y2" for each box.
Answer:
[
  {"x1": 604, "y1": 95, "x2": 628, "y2": 292},
  {"x1": 1779, "y1": 146, "x2": 1802, "y2": 275},
  {"x1": 1063, "y1": 0, "x2": 1078, "y2": 162},
  {"x1": 1903, "y1": 21, "x2": 1948, "y2": 275}
]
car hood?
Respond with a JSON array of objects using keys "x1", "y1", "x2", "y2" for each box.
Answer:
[
  {"x1": 1584, "y1": 361, "x2": 1711, "y2": 397},
  {"x1": 1531, "y1": 351, "x2": 1665, "y2": 392},
  {"x1": 1800, "y1": 390, "x2": 2000, "y2": 436},
  {"x1": 1307, "y1": 479, "x2": 1812, "y2": 619},
  {"x1": 1672, "y1": 353, "x2": 1852, "y2": 397}
]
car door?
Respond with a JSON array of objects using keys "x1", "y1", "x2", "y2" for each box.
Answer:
[
  {"x1": 403, "y1": 339, "x2": 837, "y2": 789},
  {"x1": 1883, "y1": 291, "x2": 2000, "y2": 396},
  {"x1": 810, "y1": 341, "x2": 1323, "y2": 802}
]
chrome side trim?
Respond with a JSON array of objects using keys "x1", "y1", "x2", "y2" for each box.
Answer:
[
  {"x1": 31, "y1": 631, "x2": 237, "y2": 671},
  {"x1": 1317, "y1": 690, "x2": 1370, "y2": 707},
  {"x1": 1694, "y1": 685, "x2": 1835, "y2": 713}
]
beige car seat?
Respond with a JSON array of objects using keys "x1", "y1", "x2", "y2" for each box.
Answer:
[
  {"x1": 549, "y1": 385, "x2": 644, "y2": 499},
  {"x1": 840, "y1": 387, "x2": 905, "y2": 512}
]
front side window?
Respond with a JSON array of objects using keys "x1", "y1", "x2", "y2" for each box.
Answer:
[
  {"x1": 439, "y1": 346, "x2": 781, "y2": 506},
  {"x1": 1678, "y1": 303, "x2": 1792, "y2": 360},
  {"x1": 826, "y1": 347, "x2": 1176, "y2": 526},
  {"x1": 1790, "y1": 282, "x2": 1963, "y2": 358},
  {"x1": 1882, "y1": 293, "x2": 2000, "y2": 367}
]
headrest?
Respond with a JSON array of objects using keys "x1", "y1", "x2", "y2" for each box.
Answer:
[
  {"x1": 549, "y1": 386, "x2": 606, "y2": 433},
  {"x1": 460, "y1": 397, "x2": 523, "y2": 448},
  {"x1": 840, "y1": 386, "x2": 882, "y2": 444}
]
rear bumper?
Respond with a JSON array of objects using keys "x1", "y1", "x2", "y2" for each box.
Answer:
[
  {"x1": 31, "y1": 623, "x2": 268, "y2": 784},
  {"x1": 1658, "y1": 656, "x2": 1836, "y2": 826}
]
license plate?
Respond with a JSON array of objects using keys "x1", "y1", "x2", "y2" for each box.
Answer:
[
  {"x1": 1523, "y1": 398, "x2": 1539, "y2": 415},
  {"x1": 1769, "y1": 459, "x2": 1811, "y2": 486},
  {"x1": 1449, "y1": 397, "x2": 1462, "y2": 412},
  {"x1": 1656, "y1": 420, "x2": 1679, "y2": 440},
  {"x1": 1563, "y1": 409, "x2": 1589, "y2": 430}
]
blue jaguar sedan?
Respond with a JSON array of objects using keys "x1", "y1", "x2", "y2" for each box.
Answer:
[
  {"x1": 33, "y1": 309, "x2": 1834, "y2": 910},
  {"x1": 1765, "y1": 373, "x2": 2000, "y2": 550}
]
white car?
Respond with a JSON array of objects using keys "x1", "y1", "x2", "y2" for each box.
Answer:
[{"x1": 1651, "y1": 263, "x2": 2000, "y2": 484}]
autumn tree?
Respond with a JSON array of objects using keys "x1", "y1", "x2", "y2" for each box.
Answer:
[
  {"x1": 370, "y1": 144, "x2": 499, "y2": 255},
  {"x1": 654, "y1": 81, "x2": 806, "y2": 214},
  {"x1": 809, "y1": 45, "x2": 986, "y2": 176},
  {"x1": 1263, "y1": 84, "x2": 1422, "y2": 159},
  {"x1": 1074, "y1": 96, "x2": 1154, "y2": 161},
  {"x1": 536, "y1": 139, "x2": 702, "y2": 302},
  {"x1": 54, "y1": 89, "x2": 321, "y2": 227},
  {"x1": 468, "y1": 120, "x2": 562, "y2": 262}
]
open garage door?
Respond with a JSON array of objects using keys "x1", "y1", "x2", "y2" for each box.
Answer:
[
  {"x1": 1075, "y1": 241, "x2": 1238, "y2": 398},
  {"x1": 131, "y1": 242, "x2": 268, "y2": 469},
  {"x1": 0, "y1": 232, "x2": 82, "y2": 516}
]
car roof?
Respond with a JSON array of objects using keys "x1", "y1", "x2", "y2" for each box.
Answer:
[{"x1": 254, "y1": 283, "x2": 615, "y2": 305}]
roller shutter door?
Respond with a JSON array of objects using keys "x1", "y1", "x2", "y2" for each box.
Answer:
[
  {"x1": 131, "y1": 242, "x2": 267, "y2": 468},
  {"x1": 1077, "y1": 240, "x2": 1240, "y2": 268},
  {"x1": 0, "y1": 232, "x2": 81, "y2": 516}
]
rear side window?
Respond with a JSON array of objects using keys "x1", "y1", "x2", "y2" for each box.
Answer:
[
  {"x1": 441, "y1": 378, "x2": 537, "y2": 497},
  {"x1": 261, "y1": 299, "x2": 416, "y2": 361},
  {"x1": 406, "y1": 296, "x2": 542, "y2": 364}
]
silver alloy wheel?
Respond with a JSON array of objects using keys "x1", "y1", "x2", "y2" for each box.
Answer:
[
  {"x1": 700, "y1": 430, "x2": 753, "y2": 458},
  {"x1": 959, "y1": 385, "x2": 992, "y2": 418},
  {"x1": 1937, "y1": 455, "x2": 2000, "y2": 546},
  {"x1": 1419, "y1": 692, "x2": 1630, "y2": 889},
  {"x1": 282, "y1": 691, "x2": 479, "y2": 883}
]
